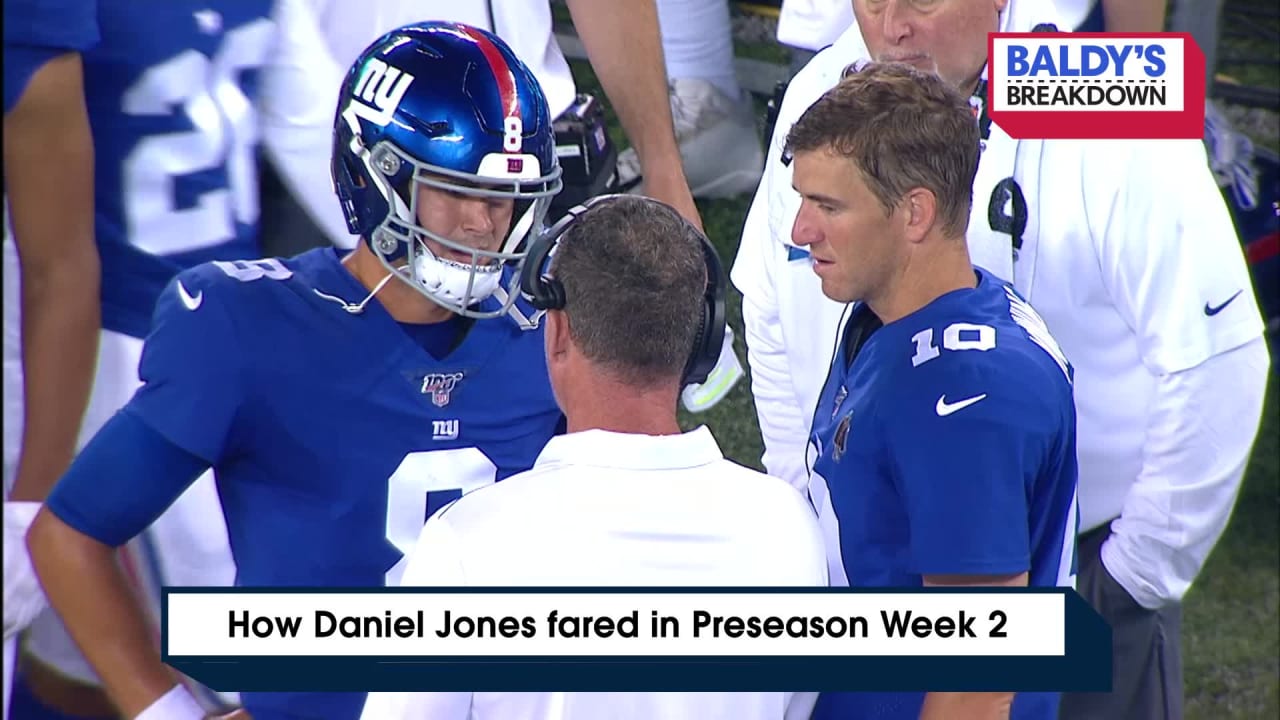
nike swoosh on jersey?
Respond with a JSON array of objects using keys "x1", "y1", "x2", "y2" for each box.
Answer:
[
  {"x1": 936, "y1": 393, "x2": 988, "y2": 417},
  {"x1": 1204, "y1": 289, "x2": 1242, "y2": 316},
  {"x1": 177, "y1": 280, "x2": 203, "y2": 311}
]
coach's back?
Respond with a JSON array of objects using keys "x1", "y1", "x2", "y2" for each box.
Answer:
[
  {"x1": 370, "y1": 427, "x2": 826, "y2": 720},
  {"x1": 418, "y1": 427, "x2": 825, "y2": 586},
  {"x1": 362, "y1": 195, "x2": 828, "y2": 720}
]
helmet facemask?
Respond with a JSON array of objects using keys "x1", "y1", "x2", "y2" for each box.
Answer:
[{"x1": 363, "y1": 140, "x2": 562, "y2": 319}]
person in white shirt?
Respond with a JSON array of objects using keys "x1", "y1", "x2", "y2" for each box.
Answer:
[
  {"x1": 730, "y1": 1, "x2": 1272, "y2": 718},
  {"x1": 362, "y1": 194, "x2": 828, "y2": 720}
]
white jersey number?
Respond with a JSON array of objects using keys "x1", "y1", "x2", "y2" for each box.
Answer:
[
  {"x1": 383, "y1": 447, "x2": 498, "y2": 585},
  {"x1": 910, "y1": 323, "x2": 996, "y2": 367},
  {"x1": 1003, "y1": 287, "x2": 1072, "y2": 382},
  {"x1": 211, "y1": 258, "x2": 292, "y2": 282},
  {"x1": 121, "y1": 18, "x2": 273, "y2": 256}
]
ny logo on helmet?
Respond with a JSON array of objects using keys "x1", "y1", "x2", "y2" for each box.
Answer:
[
  {"x1": 421, "y1": 372, "x2": 465, "y2": 407},
  {"x1": 346, "y1": 58, "x2": 415, "y2": 128}
]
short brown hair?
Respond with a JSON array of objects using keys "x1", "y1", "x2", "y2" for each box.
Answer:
[
  {"x1": 550, "y1": 196, "x2": 706, "y2": 385},
  {"x1": 785, "y1": 62, "x2": 980, "y2": 237}
]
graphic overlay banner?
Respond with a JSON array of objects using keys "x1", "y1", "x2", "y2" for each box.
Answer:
[
  {"x1": 162, "y1": 588, "x2": 1110, "y2": 692},
  {"x1": 987, "y1": 32, "x2": 1206, "y2": 139}
]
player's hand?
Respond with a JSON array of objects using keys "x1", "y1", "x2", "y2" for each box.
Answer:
[
  {"x1": 207, "y1": 710, "x2": 252, "y2": 720},
  {"x1": 4, "y1": 501, "x2": 48, "y2": 638}
]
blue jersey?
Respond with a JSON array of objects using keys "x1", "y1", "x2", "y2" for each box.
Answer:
[
  {"x1": 54, "y1": 248, "x2": 563, "y2": 719},
  {"x1": 808, "y1": 268, "x2": 1079, "y2": 720},
  {"x1": 86, "y1": 1, "x2": 274, "y2": 338},
  {"x1": 3, "y1": 0, "x2": 99, "y2": 113}
]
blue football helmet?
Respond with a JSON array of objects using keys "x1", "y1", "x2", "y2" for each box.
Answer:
[{"x1": 332, "y1": 22, "x2": 563, "y2": 318}]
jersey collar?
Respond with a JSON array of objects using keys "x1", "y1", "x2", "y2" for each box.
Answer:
[{"x1": 533, "y1": 425, "x2": 723, "y2": 471}]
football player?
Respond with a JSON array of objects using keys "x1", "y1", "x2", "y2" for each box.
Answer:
[
  {"x1": 6, "y1": 2, "x2": 277, "y2": 718},
  {"x1": 793, "y1": 63, "x2": 1079, "y2": 720},
  {"x1": 27, "y1": 22, "x2": 565, "y2": 720},
  {"x1": 733, "y1": 0, "x2": 1270, "y2": 718}
]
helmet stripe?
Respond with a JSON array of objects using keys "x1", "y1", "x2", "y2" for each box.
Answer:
[{"x1": 459, "y1": 26, "x2": 522, "y2": 129}]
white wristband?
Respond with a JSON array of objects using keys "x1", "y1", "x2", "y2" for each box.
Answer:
[{"x1": 135, "y1": 685, "x2": 205, "y2": 720}]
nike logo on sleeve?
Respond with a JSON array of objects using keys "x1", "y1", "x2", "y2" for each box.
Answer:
[
  {"x1": 1204, "y1": 289, "x2": 1243, "y2": 316},
  {"x1": 936, "y1": 393, "x2": 988, "y2": 417},
  {"x1": 177, "y1": 281, "x2": 203, "y2": 311}
]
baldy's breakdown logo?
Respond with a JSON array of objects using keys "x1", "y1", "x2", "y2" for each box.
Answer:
[{"x1": 987, "y1": 32, "x2": 1205, "y2": 139}]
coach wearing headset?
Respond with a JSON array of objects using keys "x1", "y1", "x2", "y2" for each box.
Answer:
[{"x1": 360, "y1": 194, "x2": 828, "y2": 720}]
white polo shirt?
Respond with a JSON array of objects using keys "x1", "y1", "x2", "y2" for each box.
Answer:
[
  {"x1": 360, "y1": 426, "x2": 827, "y2": 720},
  {"x1": 731, "y1": 0, "x2": 1269, "y2": 609}
]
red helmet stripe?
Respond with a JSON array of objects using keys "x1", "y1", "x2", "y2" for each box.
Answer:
[{"x1": 459, "y1": 26, "x2": 521, "y2": 127}]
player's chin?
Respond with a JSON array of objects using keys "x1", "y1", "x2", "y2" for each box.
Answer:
[{"x1": 818, "y1": 277, "x2": 857, "y2": 305}]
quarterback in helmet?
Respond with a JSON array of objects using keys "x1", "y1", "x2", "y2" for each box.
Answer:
[
  {"x1": 28, "y1": 23, "x2": 566, "y2": 720},
  {"x1": 332, "y1": 21, "x2": 562, "y2": 318}
]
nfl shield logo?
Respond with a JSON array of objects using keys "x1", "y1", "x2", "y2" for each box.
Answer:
[
  {"x1": 832, "y1": 411, "x2": 853, "y2": 462},
  {"x1": 420, "y1": 372, "x2": 464, "y2": 407},
  {"x1": 507, "y1": 157, "x2": 524, "y2": 174}
]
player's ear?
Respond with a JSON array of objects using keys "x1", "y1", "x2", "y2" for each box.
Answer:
[
  {"x1": 901, "y1": 187, "x2": 937, "y2": 244},
  {"x1": 544, "y1": 309, "x2": 571, "y2": 366}
]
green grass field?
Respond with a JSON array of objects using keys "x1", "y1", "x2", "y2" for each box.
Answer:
[{"x1": 561, "y1": 2, "x2": 1279, "y2": 712}]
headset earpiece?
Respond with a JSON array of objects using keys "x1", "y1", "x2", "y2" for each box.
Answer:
[
  {"x1": 519, "y1": 229, "x2": 565, "y2": 310},
  {"x1": 520, "y1": 199, "x2": 599, "y2": 310},
  {"x1": 681, "y1": 231, "x2": 727, "y2": 387}
]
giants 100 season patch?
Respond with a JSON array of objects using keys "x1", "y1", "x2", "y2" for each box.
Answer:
[{"x1": 987, "y1": 32, "x2": 1205, "y2": 140}]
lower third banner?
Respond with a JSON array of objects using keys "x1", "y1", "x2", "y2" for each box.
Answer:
[{"x1": 161, "y1": 587, "x2": 1111, "y2": 692}]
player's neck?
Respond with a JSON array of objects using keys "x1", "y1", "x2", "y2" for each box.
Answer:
[
  {"x1": 562, "y1": 369, "x2": 682, "y2": 437},
  {"x1": 869, "y1": 238, "x2": 978, "y2": 325},
  {"x1": 344, "y1": 243, "x2": 454, "y2": 324}
]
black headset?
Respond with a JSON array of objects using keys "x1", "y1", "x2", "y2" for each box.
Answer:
[{"x1": 520, "y1": 194, "x2": 727, "y2": 387}]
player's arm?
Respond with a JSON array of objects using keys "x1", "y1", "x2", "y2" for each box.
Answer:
[
  {"x1": 884, "y1": 358, "x2": 1066, "y2": 719},
  {"x1": 1086, "y1": 141, "x2": 1270, "y2": 610},
  {"x1": 918, "y1": 683, "x2": 1016, "y2": 720},
  {"x1": 564, "y1": 0, "x2": 701, "y2": 230},
  {"x1": 27, "y1": 413, "x2": 213, "y2": 719},
  {"x1": 4, "y1": 50, "x2": 99, "y2": 504},
  {"x1": 918, "y1": 573, "x2": 1027, "y2": 720},
  {"x1": 360, "y1": 515, "x2": 470, "y2": 720},
  {"x1": 30, "y1": 268, "x2": 248, "y2": 718},
  {"x1": 3, "y1": 47, "x2": 100, "y2": 639}
]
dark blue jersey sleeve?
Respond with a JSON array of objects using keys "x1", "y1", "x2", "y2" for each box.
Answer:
[
  {"x1": 47, "y1": 409, "x2": 209, "y2": 547},
  {"x1": 881, "y1": 356, "x2": 1044, "y2": 578},
  {"x1": 3, "y1": 0, "x2": 98, "y2": 113},
  {"x1": 129, "y1": 265, "x2": 247, "y2": 464}
]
